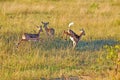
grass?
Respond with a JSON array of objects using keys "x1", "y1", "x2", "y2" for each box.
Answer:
[{"x1": 0, "y1": 0, "x2": 120, "y2": 80}]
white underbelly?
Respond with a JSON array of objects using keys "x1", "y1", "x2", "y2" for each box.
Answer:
[{"x1": 70, "y1": 36, "x2": 74, "y2": 41}]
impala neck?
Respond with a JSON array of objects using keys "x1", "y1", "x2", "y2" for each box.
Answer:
[
  {"x1": 44, "y1": 26, "x2": 50, "y2": 32},
  {"x1": 79, "y1": 32, "x2": 84, "y2": 38},
  {"x1": 44, "y1": 25, "x2": 48, "y2": 29},
  {"x1": 38, "y1": 30, "x2": 41, "y2": 35}
]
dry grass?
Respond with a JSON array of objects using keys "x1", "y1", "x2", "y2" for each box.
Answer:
[{"x1": 0, "y1": 0, "x2": 120, "y2": 80}]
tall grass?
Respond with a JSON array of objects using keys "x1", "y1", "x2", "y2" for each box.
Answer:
[{"x1": 0, "y1": 0, "x2": 120, "y2": 79}]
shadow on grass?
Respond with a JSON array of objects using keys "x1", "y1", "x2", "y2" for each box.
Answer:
[
  {"x1": 4, "y1": 32, "x2": 118, "y2": 51},
  {"x1": 33, "y1": 37, "x2": 119, "y2": 51},
  {"x1": 77, "y1": 39, "x2": 119, "y2": 51},
  {"x1": 32, "y1": 37, "x2": 72, "y2": 50}
]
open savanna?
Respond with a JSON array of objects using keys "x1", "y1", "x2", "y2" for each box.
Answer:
[{"x1": 0, "y1": 0, "x2": 120, "y2": 80}]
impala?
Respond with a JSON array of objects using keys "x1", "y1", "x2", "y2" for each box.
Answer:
[
  {"x1": 16, "y1": 26, "x2": 43, "y2": 48},
  {"x1": 63, "y1": 23, "x2": 85, "y2": 48},
  {"x1": 41, "y1": 21, "x2": 55, "y2": 38}
]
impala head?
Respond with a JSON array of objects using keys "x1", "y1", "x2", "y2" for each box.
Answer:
[
  {"x1": 80, "y1": 28, "x2": 85, "y2": 36},
  {"x1": 41, "y1": 21, "x2": 49, "y2": 28}
]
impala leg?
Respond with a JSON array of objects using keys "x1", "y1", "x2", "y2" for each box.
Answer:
[
  {"x1": 51, "y1": 34, "x2": 54, "y2": 38},
  {"x1": 73, "y1": 41, "x2": 77, "y2": 49},
  {"x1": 46, "y1": 32, "x2": 49, "y2": 37},
  {"x1": 39, "y1": 38, "x2": 44, "y2": 42},
  {"x1": 16, "y1": 39, "x2": 28, "y2": 48},
  {"x1": 64, "y1": 32, "x2": 67, "y2": 40},
  {"x1": 49, "y1": 33, "x2": 54, "y2": 39},
  {"x1": 61, "y1": 31, "x2": 65, "y2": 38},
  {"x1": 62, "y1": 30, "x2": 67, "y2": 40},
  {"x1": 50, "y1": 30, "x2": 55, "y2": 39},
  {"x1": 16, "y1": 39, "x2": 23, "y2": 48}
]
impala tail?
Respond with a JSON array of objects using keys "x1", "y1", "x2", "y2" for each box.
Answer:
[{"x1": 68, "y1": 22, "x2": 74, "y2": 28}]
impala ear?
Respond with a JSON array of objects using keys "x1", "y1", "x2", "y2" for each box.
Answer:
[
  {"x1": 36, "y1": 25, "x2": 39, "y2": 28},
  {"x1": 82, "y1": 28, "x2": 84, "y2": 30},
  {"x1": 79, "y1": 29, "x2": 82, "y2": 31},
  {"x1": 40, "y1": 25, "x2": 42, "y2": 28},
  {"x1": 47, "y1": 22, "x2": 49, "y2": 24},
  {"x1": 80, "y1": 28, "x2": 84, "y2": 31}
]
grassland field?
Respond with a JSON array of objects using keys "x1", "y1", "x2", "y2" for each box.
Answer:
[{"x1": 0, "y1": 0, "x2": 120, "y2": 80}]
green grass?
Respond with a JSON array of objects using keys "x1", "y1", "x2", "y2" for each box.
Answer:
[{"x1": 0, "y1": 0, "x2": 120, "y2": 80}]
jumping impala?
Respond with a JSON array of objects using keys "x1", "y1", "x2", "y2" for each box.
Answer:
[
  {"x1": 62, "y1": 22, "x2": 85, "y2": 48},
  {"x1": 41, "y1": 21, "x2": 55, "y2": 38},
  {"x1": 16, "y1": 26, "x2": 43, "y2": 48}
]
